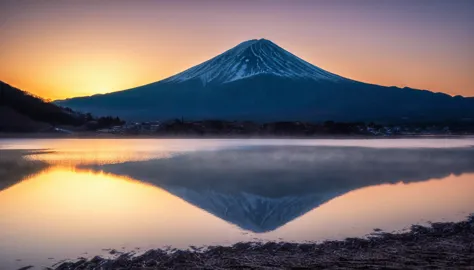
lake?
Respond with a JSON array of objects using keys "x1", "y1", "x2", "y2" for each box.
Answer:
[{"x1": 1, "y1": 138, "x2": 474, "y2": 270}]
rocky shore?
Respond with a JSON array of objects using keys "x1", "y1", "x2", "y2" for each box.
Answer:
[{"x1": 52, "y1": 215, "x2": 474, "y2": 270}]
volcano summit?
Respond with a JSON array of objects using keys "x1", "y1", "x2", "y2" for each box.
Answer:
[
  {"x1": 162, "y1": 39, "x2": 344, "y2": 84},
  {"x1": 57, "y1": 39, "x2": 474, "y2": 122}
]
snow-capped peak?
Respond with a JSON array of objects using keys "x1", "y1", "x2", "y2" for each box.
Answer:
[{"x1": 162, "y1": 39, "x2": 345, "y2": 85}]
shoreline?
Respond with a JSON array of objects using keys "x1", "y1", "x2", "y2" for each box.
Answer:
[{"x1": 52, "y1": 215, "x2": 474, "y2": 270}]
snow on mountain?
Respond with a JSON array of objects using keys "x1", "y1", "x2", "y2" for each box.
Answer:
[
  {"x1": 162, "y1": 39, "x2": 346, "y2": 85},
  {"x1": 161, "y1": 186, "x2": 340, "y2": 233}
]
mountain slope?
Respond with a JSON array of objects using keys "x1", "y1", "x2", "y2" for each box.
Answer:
[
  {"x1": 0, "y1": 106, "x2": 49, "y2": 132},
  {"x1": 56, "y1": 39, "x2": 474, "y2": 122},
  {"x1": 0, "y1": 81, "x2": 85, "y2": 131}
]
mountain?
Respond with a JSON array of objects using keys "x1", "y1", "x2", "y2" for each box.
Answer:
[
  {"x1": 0, "y1": 81, "x2": 127, "y2": 132},
  {"x1": 86, "y1": 145, "x2": 474, "y2": 232},
  {"x1": 56, "y1": 39, "x2": 474, "y2": 122},
  {"x1": 0, "y1": 81, "x2": 86, "y2": 131}
]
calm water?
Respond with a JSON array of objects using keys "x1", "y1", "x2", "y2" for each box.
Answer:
[{"x1": 1, "y1": 138, "x2": 474, "y2": 270}]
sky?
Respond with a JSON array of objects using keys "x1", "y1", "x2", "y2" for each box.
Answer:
[{"x1": 0, "y1": 0, "x2": 473, "y2": 100}]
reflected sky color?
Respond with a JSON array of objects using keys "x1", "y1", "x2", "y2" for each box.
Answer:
[
  {"x1": 265, "y1": 173, "x2": 474, "y2": 242},
  {"x1": 0, "y1": 168, "x2": 240, "y2": 269},
  {"x1": 1, "y1": 138, "x2": 474, "y2": 269},
  {"x1": 0, "y1": 0, "x2": 473, "y2": 99},
  {"x1": 0, "y1": 167, "x2": 473, "y2": 269}
]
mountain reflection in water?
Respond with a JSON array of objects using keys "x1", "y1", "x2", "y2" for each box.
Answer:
[
  {"x1": 1, "y1": 142, "x2": 474, "y2": 269},
  {"x1": 85, "y1": 146, "x2": 474, "y2": 233}
]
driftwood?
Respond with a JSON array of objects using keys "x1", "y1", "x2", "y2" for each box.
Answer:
[{"x1": 52, "y1": 215, "x2": 474, "y2": 269}]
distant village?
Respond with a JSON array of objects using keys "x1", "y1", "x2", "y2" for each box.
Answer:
[{"x1": 91, "y1": 119, "x2": 474, "y2": 137}]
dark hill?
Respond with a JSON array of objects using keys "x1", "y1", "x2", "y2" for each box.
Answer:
[
  {"x1": 0, "y1": 106, "x2": 49, "y2": 132},
  {"x1": 0, "y1": 81, "x2": 84, "y2": 131},
  {"x1": 0, "y1": 81, "x2": 125, "y2": 132}
]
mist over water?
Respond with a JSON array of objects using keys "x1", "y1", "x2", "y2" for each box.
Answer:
[{"x1": 0, "y1": 138, "x2": 473, "y2": 269}]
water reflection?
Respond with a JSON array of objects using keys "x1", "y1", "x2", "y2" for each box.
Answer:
[
  {"x1": 89, "y1": 146, "x2": 474, "y2": 232},
  {"x1": 1, "y1": 140, "x2": 474, "y2": 269},
  {"x1": 0, "y1": 168, "x2": 242, "y2": 269},
  {"x1": 0, "y1": 150, "x2": 50, "y2": 192}
]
